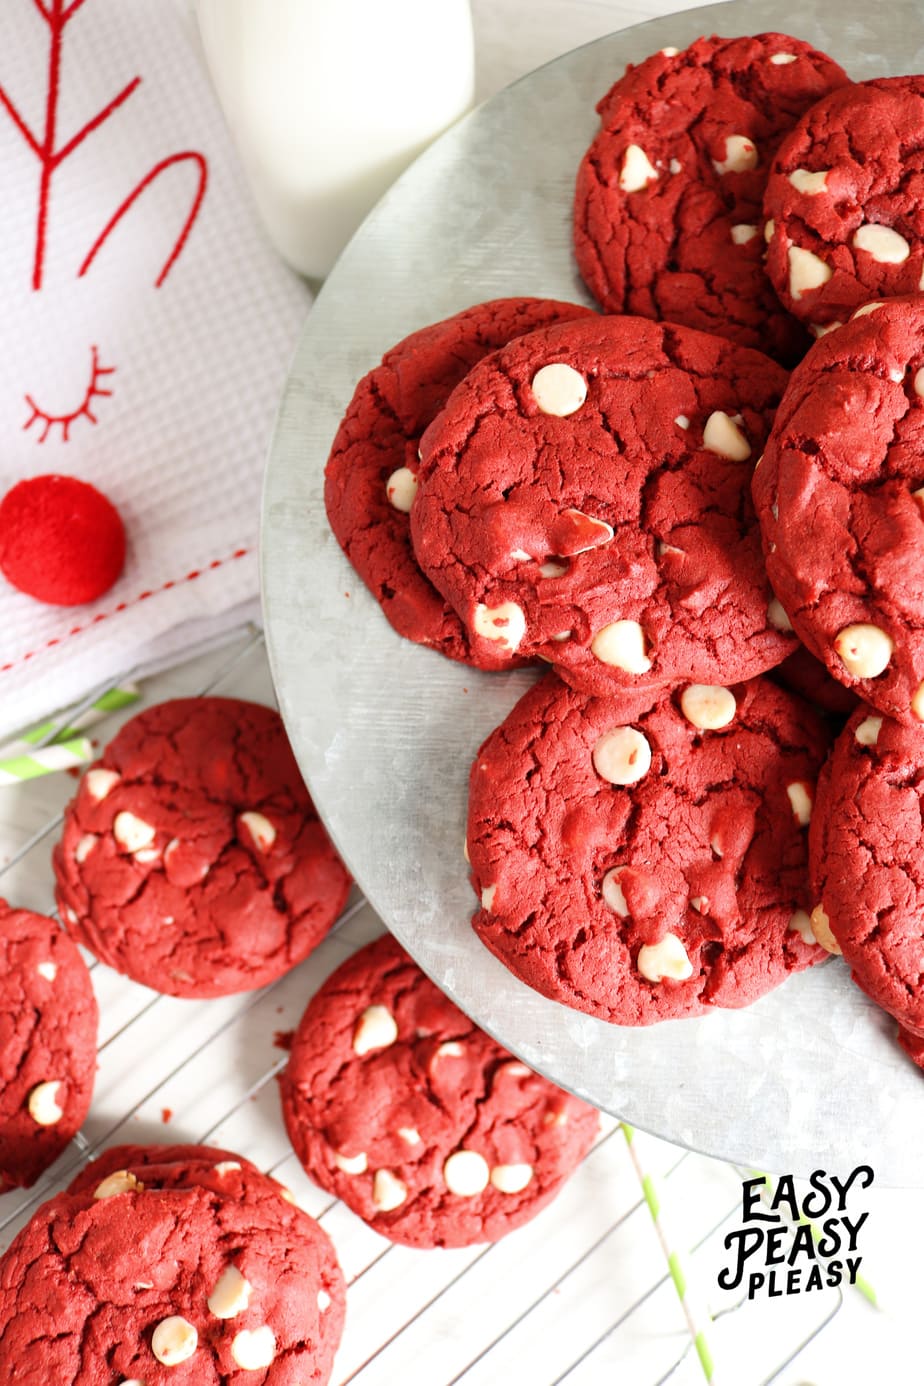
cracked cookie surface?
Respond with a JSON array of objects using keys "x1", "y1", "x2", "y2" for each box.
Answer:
[
  {"x1": 753, "y1": 297, "x2": 924, "y2": 724},
  {"x1": 764, "y1": 78, "x2": 924, "y2": 330},
  {"x1": 810, "y1": 706, "x2": 924, "y2": 1037},
  {"x1": 412, "y1": 313, "x2": 794, "y2": 695},
  {"x1": 279, "y1": 934, "x2": 598, "y2": 1249},
  {"x1": 573, "y1": 33, "x2": 848, "y2": 361},
  {"x1": 468, "y1": 673, "x2": 829, "y2": 1025},
  {"x1": 0, "y1": 900, "x2": 97, "y2": 1189},
  {"x1": 324, "y1": 297, "x2": 593, "y2": 666},
  {"x1": 0, "y1": 1145, "x2": 345, "y2": 1385},
  {"x1": 53, "y1": 698, "x2": 351, "y2": 998}
]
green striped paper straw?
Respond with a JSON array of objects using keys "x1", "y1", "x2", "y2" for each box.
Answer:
[
  {"x1": 622, "y1": 1123, "x2": 715, "y2": 1382},
  {"x1": 14, "y1": 684, "x2": 140, "y2": 751},
  {"x1": 0, "y1": 736, "x2": 94, "y2": 785},
  {"x1": 748, "y1": 1168, "x2": 880, "y2": 1309}
]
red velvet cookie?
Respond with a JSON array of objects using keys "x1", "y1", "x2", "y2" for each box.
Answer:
[
  {"x1": 753, "y1": 297, "x2": 924, "y2": 724},
  {"x1": 809, "y1": 706, "x2": 924, "y2": 1037},
  {"x1": 0, "y1": 902, "x2": 97, "y2": 1190},
  {"x1": 0, "y1": 1160, "x2": 345, "y2": 1384},
  {"x1": 468, "y1": 673, "x2": 829, "y2": 1025},
  {"x1": 325, "y1": 297, "x2": 593, "y2": 665},
  {"x1": 0, "y1": 474, "x2": 125, "y2": 606},
  {"x1": 764, "y1": 79, "x2": 924, "y2": 331},
  {"x1": 280, "y1": 934, "x2": 599, "y2": 1249},
  {"x1": 53, "y1": 698, "x2": 351, "y2": 998},
  {"x1": 412, "y1": 313, "x2": 795, "y2": 697},
  {"x1": 573, "y1": 34, "x2": 849, "y2": 361}
]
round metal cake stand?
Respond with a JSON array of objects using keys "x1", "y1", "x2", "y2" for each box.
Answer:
[{"x1": 263, "y1": 0, "x2": 924, "y2": 1184}]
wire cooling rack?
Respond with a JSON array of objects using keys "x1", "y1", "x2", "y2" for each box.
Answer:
[{"x1": 0, "y1": 626, "x2": 896, "y2": 1385}]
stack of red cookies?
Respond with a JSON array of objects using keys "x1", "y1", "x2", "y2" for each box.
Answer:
[{"x1": 325, "y1": 32, "x2": 924, "y2": 1059}]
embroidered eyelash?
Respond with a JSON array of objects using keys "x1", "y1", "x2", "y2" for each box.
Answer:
[{"x1": 23, "y1": 344, "x2": 115, "y2": 443}]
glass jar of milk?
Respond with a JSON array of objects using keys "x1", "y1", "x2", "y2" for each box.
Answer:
[{"x1": 195, "y1": 0, "x2": 476, "y2": 281}]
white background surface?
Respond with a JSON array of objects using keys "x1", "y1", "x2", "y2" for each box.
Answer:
[{"x1": 0, "y1": 1, "x2": 921, "y2": 1383}]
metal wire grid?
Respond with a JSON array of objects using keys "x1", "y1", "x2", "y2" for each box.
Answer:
[{"x1": 0, "y1": 626, "x2": 844, "y2": 1385}]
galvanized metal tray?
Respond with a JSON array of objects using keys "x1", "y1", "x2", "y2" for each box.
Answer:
[{"x1": 262, "y1": 0, "x2": 924, "y2": 1184}]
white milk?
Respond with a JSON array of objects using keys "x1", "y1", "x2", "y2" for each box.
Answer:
[{"x1": 195, "y1": 0, "x2": 475, "y2": 279}]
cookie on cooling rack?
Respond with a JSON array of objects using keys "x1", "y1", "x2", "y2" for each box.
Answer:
[
  {"x1": 753, "y1": 296, "x2": 924, "y2": 724},
  {"x1": 764, "y1": 78, "x2": 924, "y2": 332},
  {"x1": 467, "y1": 673, "x2": 829, "y2": 1026},
  {"x1": 324, "y1": 296, "x2": 593, "y2": 666},
  {"x1": 573, "y1": 33, "x2": 849, "y2": 361},
  {"x1": 280, "y1": 934, "x2": 599, "y2": 1249},
  {"x1": 0, "y1": 900, "x2": 97, "y2": 1190},
  {"x1": 53, "y1": 698, "x2": 351, "y2": 998},
  {"x1": 412, "y1": 312, "x2": 795, "y2": 696},
  {"x1": 810, "y1": 705, "x2": 924, "y2": 1038},
  {"x1": 0, "y1": 1143, "x2": 345, "y2": 1383}
]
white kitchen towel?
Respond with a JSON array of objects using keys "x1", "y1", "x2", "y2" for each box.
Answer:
[{"x1": 0, "y1": 0, "x2": 310, "y2": 741}]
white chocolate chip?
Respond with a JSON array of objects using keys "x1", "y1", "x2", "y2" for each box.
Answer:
[
  {"x1": 912, "y1": 683, "x2": 924, "y2": 722},
  {"x1": 657, "y1": 540, "x2": 684, "y2": 558},
  {"x1": 501, "y1": 1061, "x2": 531, "y2": 1077},
  {"x1": 674, "y1": 415, "x2": 690, "y2": 429},
  {"x1": 134, "y1": 849, "x2": 160, "y2": 864},
  {"x1": 74, "y1": 833, "x2": 97, "y2": 864},
  {"x1": 214, "y1": 1161, "x2": 241, "y2": 1175},
  {"x1": 788, "y1": 168, "x2": 829, "y2": 195},
  {"x1": 551, "y1": 630, "x2": 572, "y2": 641},
  {"x1": 713, "y1": 134, "x2": 758, "y2": 175},
  {"x1": 151, "y1": 1316, "x2": 198, "y2": 1366},
  {"x1": 230, "y1": 1326, "x2": 276, "y2": 1371},
  {"x1": 770, "y1": 51, "x2": 798, "y2": 63},
  {"x1": 767, "y1": 598, "x2": 793, "y2": 632},
  {"x1": 509, "y1": 548, "x2": 531, "y2": 562},
  {"x1": 560, "y1": 509, "x2": 613, "y2": 552},
  {"x1": 913, "y1": 369, "x2": 924, "y2": 398},
  {"x1": 661, "y1": 46, "x2": 679, "y2": 56},
  {"x1": 64, "y1": 906, "x2": 78, "y2": 925},
  {"x1": 543, "y1": 1107, "x2": 568, "y2": 1127},
  {"x1": 853, "y1": 223, "x2": 910, "y2": 264},
  {"x1": 702, "y1": 411, "x2": 750, "y2": 461},
  {"x1": 353, "y1": 1004, "x2": 398, "y2": 1056},
  {"x1": 619, "y1": 144, "x2": 659, "y2": 193},
  {"x1": 443, "y1": 1149, "x2": 490, "y2": 1196},
  {"x1": 317, "y1": 1290, "x2": 331, "y2": 1312},
  {"x1": 637, "y1": 933, "x2": 694, "y2": 982},
  {"x1": 531, "y1": 362, "x2": 587, "y2": 415},
  {"x1": 112, "y1": 812, "x2": 156, "y2": 854},
  {"x1": 601, "y1": 867, "x2": 629, "y2": 917},
  {"x1": 94, "y1": 1170, "x2": 144, "y2": 1199},
  {"x1": 590, "y1": 620, "x2": 651, "y2": 673},
  {"x1": 592, "y1": 727, "x2": 652, "y2": 785},
  {"x1": 36, "y1": 962, "x2": 57, "y2": 982},
  {"x1": 669, "y1": 157, "x2": 682, "y2": 174},
  {"x1": 690, "y1": 896, "x2": 708, "y2": 915},
  {"x1": 811, "y1": 320, "x2": 844, "y2": 338},
  {"x1": 239, "y1": 811, "x2": 276, "y2": 852},
  {"x1": 852, "y1": 301, "x2": 884, "y2": 318},
  {"x1": 435, "y1": 1041, "x2": 464, "y2": 1059},
  {"x1": 490, "y1": 1163, "x2": 533, "y2": 1194},
  {"x1": 890, "y1": 369, "x2": 905, "y2": 383},
  {"x1": 680, "y1": 685, "x2": 736, "y2": 731},
  {"x1": 855, "y1": 715, "x2": 883, "y2": 745},
  {"x1": 372, "y1": 1168, "x2": 408, "y2": 1211},
  {"x1": 84, "y1": 767, "x2": 120, "y2": 801},
  {"x1": 834, "y1": 624, "x2": 893, "y2": 679},
  {"x1": 539, "y1": 560, "x2": 568, "y2": 578},
  {"x1": 731, "y1": 223, "x2": 759, "y2": 244},
  {"x1": 334, "y1": 1150, "x2": 368, "y2": 1174},
  {"x1": 764, "y1": 219, "x2": 775, "y2": 243},
  {"x1": 119, "y1": 1380, "x2": 147, "y2": 1385},
  {"x1": 788, "y1": 245, "x2": 832, "y2": 300},
  {"x1": 786, "y1": 781, "x2": 813, "y2": 826},
  {"x1": 27, "y1": 1080, "x2": 63, "y2": 1126},
  {"x1": 472, "y1": 601, "x2": 526, "y2": 653},
  {"x1": 385, "y1": 466, "x2": 418, "y2": 512},
  {"x1": 398, "y1": 1127, "x2": 421, "y2": 1145},
  {"x1": 208, "y1": 1265, "x2": 252, "y2": 1319},
  {"x1": 278, "y1": 1186, "x2": 297, "y2": 1205},
  {"x1": 788, "y1": 910, "x2": 815, "y2": 944},
  {"x1": 481, "y1": 884, "x2": 497, "y2": 911},
  {"x1": 811, "y1": 904, "x2": 841, "y2": 955},
  {"x1": 463, "y1": 836, "x2": 470, "y2": 863}
]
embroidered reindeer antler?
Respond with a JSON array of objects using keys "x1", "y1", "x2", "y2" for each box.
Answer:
[{"x1": 0, "y1": 0, "x2": 141, "y2": 289}]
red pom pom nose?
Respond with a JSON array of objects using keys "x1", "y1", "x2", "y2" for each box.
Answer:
[{"x1": 0, "y1": 475, "x2": 126, "y2": 606}]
